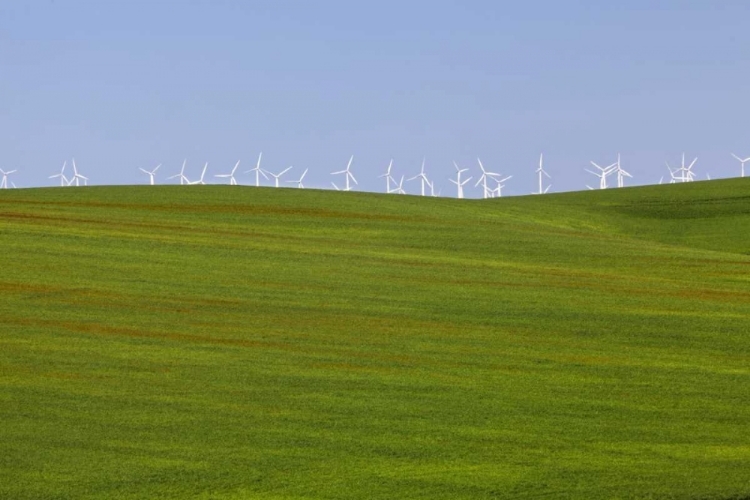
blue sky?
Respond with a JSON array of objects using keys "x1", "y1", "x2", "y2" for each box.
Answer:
[{"x1": 2, "y1": 1, "x2": 750, "y2": 195}]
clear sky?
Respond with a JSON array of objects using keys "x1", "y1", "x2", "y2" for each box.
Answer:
[{"x1": 2, "y1": 1, "x2": 750, "y2": 195}]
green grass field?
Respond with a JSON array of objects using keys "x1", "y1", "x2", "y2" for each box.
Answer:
[{"x1": 1, "y1": 179, "x2": 749, "y2": 499}]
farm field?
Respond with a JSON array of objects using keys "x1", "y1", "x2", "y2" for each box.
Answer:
[{"x1": 1, "y1": 180, "x2": 749, "y2": 499}]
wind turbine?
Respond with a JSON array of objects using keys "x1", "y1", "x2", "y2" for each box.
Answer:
[
  {"x1": 731, "y1": 153, "x2": 749, "y2": 178},
  {"x1": 407, "y1": 158, "x2": 432, "y2": 196},
  {"x1": 70, "y1": 159, "x2": 88, "y2": 186},
  {"x1": 244, "y1": 153, "x2": 268, "y2": 187},
  {"x1": 586, "y1": 160, "x2": 617, "y2": 189},
  {"x1": 49, "y1": 161, "x2": 69, "y2": 186},
  {"x1": 168, "y1": 160, "x2": 190, "y2": 185},
  {"x1": 286, "y1": 168, "x2": 308, "y2": 188},
  {"x1": 391, "y1": 175, "x2": 406, "y2": 194},
  {"x1": 215, "y1": 161, "x2": 241, "y2": 185},
  {"x1": 188, "y1": 162, "x2": 209, "y2": 185},
  {"x1": 676, "y1": 154, "x2": 698, "y2": 182},
  {"x1": 389, "y1": 175, "x2": 406, "y2": 194},
  {"x1": 331, "y1": 156, "x2": 357, "y2": 191},
  {"x1": 614, "y1": 154, "x2": 632, "y2": 188},
  {"x1": 139, "y1": 164, "x2": 161, "y2": 185},
  {"x1": 378, "y1": 159, "x2": 394, "y2": 193},
  {"x1": 665, "y1": 162, "x2": 680, "y2": 183},
  {"x1": 0, "y1": 169, "x2": 17, "y2": 189},
  {"x1": 475, "y1": 158, "x2": 501, "y2": 199},
  {"x1": 535, "y1": 154, "x2": 551, "y2": 194},
  {"x1": 491, "y1": 175, "x2": 512, "y2": 198},
  {"x1": 449, "y1": 161, "x2": 472, "y2": 199},
  {"x1": 267, "y1": 166, "x2": 292, "y2": 188}
]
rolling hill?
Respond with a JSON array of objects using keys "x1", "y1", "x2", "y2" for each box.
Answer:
[{"x1": 1, "y1": 180, "x2": 749, "y2": 499}]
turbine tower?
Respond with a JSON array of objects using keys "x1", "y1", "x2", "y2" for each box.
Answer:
[
  {"x1": 331, "y1": 156, "x2": 357, "y2": 191},
  {"x1": 70, "y1": 159, "x2": 88, "y2": 186},
  {"x1": 215, "y1": 161, "x2": 241, "y2": 185},
  {"x1": 614, "y1": 154, "x2": 632, "y2": 188},
  {"x1": 491, "y1": 175, "x2": 512, "y2": 198},
  {"x1": 139, "y1": 164, "x2": 161, "y2": 185},
  {"x1": 535, "y1": 154, "x2": 551, "y2": 194},
  {"x1": 407, "y1": 158, "x2": 431, "y2": 196},
  {"x1": 586, "y1": 160, "x2": 617, "y2": 189},
  {"x1": 168, "y1": 160, "x2": 190, "y2": 185},
  {"x1": 731, "y1": 153, "x2": 749, "y2": 178},
  {"x1": 286, "y1": 168, "x2": 308, "y2": 188},
  {"x1": 449, "y1": 161, "x2": 472, "y2": 199},
  {"x1": 378, "y1": 159, "x2": 394, "y2": 193},
  {"x1": 244, "y1": 153, "x2": 268, "y2": 187},
  {"x1": 267, "y1": 166, "x2": 292, "y2": 187}
]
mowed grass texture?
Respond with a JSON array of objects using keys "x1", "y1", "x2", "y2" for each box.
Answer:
[{"x1": 1, "y1": 180, "x2": 749, "y2": 500}]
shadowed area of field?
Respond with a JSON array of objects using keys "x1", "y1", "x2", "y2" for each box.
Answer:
[{"x1": 1, "y1": 179, "x2": 749, "y2": 499}]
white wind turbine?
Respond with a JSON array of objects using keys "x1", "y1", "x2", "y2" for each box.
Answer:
[
  {"x1": 665, "y1": 162, "x2": 680, "y2": 184},
  {"x1": 267, "y1": 166, "x2": 292, "y2": 188},
  {"x1": 378, "y1": 159, "x2": 394, "y2": 193},
  {"x1": 665, "y1": 154, "x2": 697, "y2": 183},
  {"x1": 678, "y1": 154, "x2": 698, "y2": 182},
  {"x1": 50, "y1": 161, "x2": 69, "y2": 186},
  {"x1": 396, "y1": 175, "x2": 406, "y2": 194},
  {"x1": 475, "y1": 158, "x2": 501, "y2": 199},
  {"x1": 0, "y1": 169, "x2": 17, "y2": 189},
  {"x1": 449, "y1": 161, "x2": 472, "y2": 199},
  {"x1": 491, "y1": 175, "x2": 512, "y2": 198},
  {"x1": 244, "y1": 153, "x2": 268, "y2": 187},
  {"x1": 286, "y1": 168, "x2": 308, "y2": 188},
  {"x1": 168, "y1": 160, "x2": 190, "y2": 185},
  {"x1": 731, "y1": 153, "x2": 749, "y2": 178},
  {"x1": 407, "y1": 158, "x2": 432, "y2": 196},
  {"x1": 535, "y1": 154, "x2": 551, "y2": 194},
  {"x1": 139, "y1": 164, "x2": 161, "y2": 185},
  {"x1": 389, "y1": 175, "x2": 406, "y2": 194},
  {"x1": 188, "y1": 162, "x2": 209, "y2": 185},
  {"x1": 585, "y1": 160, "x2": 617, "y2": 190},
  {"x1": 70, "y1": 159, "x2": 88, "y2": 186},
  {"x1": 614, "y1": 154, "x2": 632, "y2": 188},
  {"x1": 331, "y1": 156, "x2": 357, "y2": 191},
  {"x1": 215, "y1": 161, "x2": 241, "y2": 185}
]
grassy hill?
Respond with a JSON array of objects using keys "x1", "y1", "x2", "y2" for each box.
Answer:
[{"x1": 1, "y1": 180, "x2": 749, "y2": 499}]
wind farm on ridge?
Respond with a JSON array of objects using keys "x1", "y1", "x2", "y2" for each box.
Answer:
[{"x1": 3, "y1": 150, "x2": 749, "y2": 197}]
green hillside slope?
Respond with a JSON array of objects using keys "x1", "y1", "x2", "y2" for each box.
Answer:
[{"x1": 1, "y1": 180, "x2": 749, "y2": 499}]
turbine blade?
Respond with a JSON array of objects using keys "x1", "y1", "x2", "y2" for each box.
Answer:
[{"x1": 477, "y1": 158, "x2": 486, "y2": 173}]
